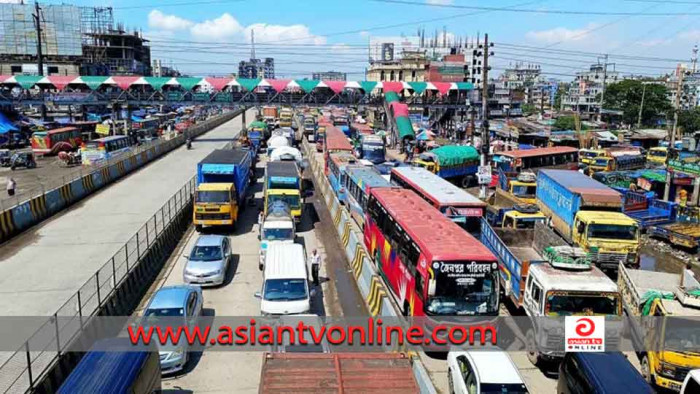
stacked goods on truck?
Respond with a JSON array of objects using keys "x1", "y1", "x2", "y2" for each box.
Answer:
[
  {"x1": 414, "y1": 145, "x2": 480, "y2": 187},
  {"x1": 480, "y1": 220, "x2": 621, "y2": 366},
  {"x1": 267, "y1": 134, "x2": 291, "y2": 156},
  {"x1": 536, "y1": 169, "x2": 640, "y2": 274},
  {"x1": 194, "y1": 149, "x2": 253, "y2": 231},
  {"x1": 269, "y1": 146, "x2": 303, "y2": 168},
  {"x1": 618, "y1": 263, "x2": 700, "y2": 391},
  {"x1": 263, "y1": 106, "x2": 278, "y2": 124},
  {"x1": 279, "y1": 108, "x2": 293, "y2": 128},
  {"x1": 248, "y1": 120, "x2": 268, "y2": 151},
  {"x1": 259, "y1": 353, "x2": 419, "y2": 393},
  {"x1": 302, "y1": 115, "x2": 316, "y2": 136},
  {"x1": 265, "y1": 161, "x2": 303, "y2": 220}
]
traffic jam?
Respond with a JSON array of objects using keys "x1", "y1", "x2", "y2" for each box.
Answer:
[{"x1": 44, "y1": 104, "x2": 700, "y2": 393}]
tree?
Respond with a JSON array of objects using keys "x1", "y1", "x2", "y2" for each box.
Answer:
[
  {"x1": 601, "y1": 80, "x2": 671, "y2": 127},
  {"x1": 677, "y1": 107, "x2": 700, "y2": 134},
  {"x1": 521, "y1": 103, "x2": 537, "y2": 115},
  {"x1": 554, "y1": 116, "x2": 576, "y2": 130}
]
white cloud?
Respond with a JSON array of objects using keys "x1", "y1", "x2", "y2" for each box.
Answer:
[
  {"x1": 426, "y1": 0, "x2": 453, "y2": 5},
  {"x1": 525, "y1": 24, "x2": 597, "y2": 44},
  {"x1": 190, "y1": 13, "x2": 243, "y2": 40},
  {"x1": 638, "y1": 39, "x2": 671, "y2": 48},
  {"x1": 678, "y1": 30, "x2": 700, "y2": 41},
  {"x1": 330, "y1": 44, "x2": 352, "y2": 54},
  {"x1": 148, "y1": 10, "x2": 193, "y2": 31},
  {"x1": 359, "y1": 31, "x2": 370, "y2": 38},
  {"x1": 244, "y1": 23, "x2": 326, "y2": 45}
]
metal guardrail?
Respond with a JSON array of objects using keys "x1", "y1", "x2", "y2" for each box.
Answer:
[
  {"x1": 0, "y1": 110, "x2": 236, "y2": 211},
  {"x1": 0, "y1": 176, "x2": 196, "y2": 394}
]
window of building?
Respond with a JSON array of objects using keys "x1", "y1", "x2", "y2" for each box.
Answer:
[
  {"x1": 380, "y1": 71, "x2": 385, "y2": 81},
  {"x1": 11, "y1": 65, "x2": 21, "y2": 73},
  {"x1": 48, "y1": 66, "x2": 59, "y2": 74},
  {"x1": 411, "y1": 70, "x2": 416, "y2": 80},
  {"x1": 390, "y1": 71, "x2": 395, "y2": 81}
]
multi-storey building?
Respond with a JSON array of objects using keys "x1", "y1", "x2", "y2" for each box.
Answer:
[
  {"x1": 562, "y1": 63, "x2": 619, "y2": 113},
  {"x1": 311, "y1": 71, "x2": 346, "y2": 81},
  {"x1": 238, "y1": 57, "x2": 275, "y2": 79}
]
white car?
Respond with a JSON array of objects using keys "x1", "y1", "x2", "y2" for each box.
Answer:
[
  {"x1": 447, "y1": 350, "x2": 529, "y2": 394},
  {"x1": 682, "y1": 369, "x2": 700, "y2": 394}
]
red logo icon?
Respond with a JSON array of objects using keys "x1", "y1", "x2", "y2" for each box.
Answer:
[{"x1": 575, "y1": 318, "x2": 595, "y2": 337}]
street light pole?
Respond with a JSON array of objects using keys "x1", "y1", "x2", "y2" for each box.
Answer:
[{"x1": 636, "y1": 83, "x2": 646, "y2": 130}]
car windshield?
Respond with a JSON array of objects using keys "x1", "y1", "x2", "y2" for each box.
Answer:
[
  {"x1": 479, "y1": 383, "x2": 529, "y2": 394},
  {"x1": 650, "y1": 150, "x2": 666, "y2": 157},
  {"x1": 512, "y1": 185, "x2": 536, "y2": 198},
  {"x1": 583, "y1": 151, "x2": 599, "y2": 158},
  {"x1": 144, "y1": 307, "x2": 184, "y2": 317},
  {"x1": 594, "y1": 158, "x2": 610, "y2": 166},
  {"x1": 262, "y1": 228, "x2": 294, "y2": 241},
  {"x1": 512, "y1": 217, "x2": 545, "y2": 229},
  {"x1": 190, "y1": 245, "x2": 223, "y2": 261},
  {"x1": 263, "y1": 279, "x2": 308, "y2": 301},
  {"x1": 664, "y1": 319, "x2": 700, "y2": 354},
  {"x1": 197, "y1": 191, "x2": 229, "y2": 203},
  {"x1": 269, "y1": 194, "x2": 300, "y2": 209},
  {"x1": 546, "y1": 293, "x2": 619, "y2": 316},
  {"x1": 587, "y1": 224, "x2": 638, "y2": 241},
  {"x1": 426, "y1": 263, "x2": 498, "y2": 316}
]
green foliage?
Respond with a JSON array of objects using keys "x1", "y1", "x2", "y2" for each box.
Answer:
[
  {"x1": 553, "y1": 116, "x2": 587, "y2": 131},
  {"x1": 521, "y1": 103, "x2": 537, "y2": 115},
  {"x1": 677, "y1": 107, "x2": 700, "y2": 134},
  {"x1": 602, "y1": 80, "x2": 671, "y2": 126}
]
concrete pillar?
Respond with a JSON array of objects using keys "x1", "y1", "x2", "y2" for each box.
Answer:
[{"x1": 692, "y1": 176, "x2": 700, "y2": 207}]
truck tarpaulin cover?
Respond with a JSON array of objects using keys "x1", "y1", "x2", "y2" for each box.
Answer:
[
  {"x1": 395, "y1": 117, "x2": 415, "y2": 141},
  {"x1": 430, "y1": 145, "x2": 479, "y2": 167},
  {"x1": 540, "y1": 169, "x2": 622, "y2": 206}
]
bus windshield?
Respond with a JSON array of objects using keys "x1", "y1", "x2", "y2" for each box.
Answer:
[
  {"x1": 546, "y1": 293, "x2": 619, "y2": 316},
  {"x1": 425, "y1": 261, "x2": 499, "y2": 316},
  {"x1": 196, "y1": 191, "x2": 230, "y2": 203},
  {"x1": 587, "y1": 224, "x2": 638, "y2": 241},
  {"x1": 362, "y1": 142, "x2": 386, "y2": 163},
  {"x1": 594, "y1": 158, "x2": 610, "y2": 166}
]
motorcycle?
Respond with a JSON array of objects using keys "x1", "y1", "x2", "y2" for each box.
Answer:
[
  {"x1": 57, "y1": 151, "x2": 82, "y2": 167},
  {"x1": 10, "y1": 152, "x2": 36, "y2": 170},
  {"x1": 186, "y1": 138, "x2": 192, "y2": 150}
]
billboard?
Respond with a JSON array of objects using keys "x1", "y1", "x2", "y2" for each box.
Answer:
[{"x1": 0, "y1": 4, "x2": 82, "y2": 57}]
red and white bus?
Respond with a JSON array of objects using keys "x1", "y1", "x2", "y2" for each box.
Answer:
[
  {"x1": 389, "y1": 166, "x2": 486, "y2": 235},
  {"x1": 364, "y1": 188, "x2": 499, "y2": 317},
  {"x1": 31, "y1": 127, "x2": 82, "y2": 155}
]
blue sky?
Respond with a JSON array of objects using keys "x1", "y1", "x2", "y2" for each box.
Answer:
[{"x1": 38, "y1": 0, "x2": 700, "y2": 79}]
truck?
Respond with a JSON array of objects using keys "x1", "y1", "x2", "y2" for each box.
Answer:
[
  {"x1": 618, "y1": 263, "x2": 700, "y2": 391},
  {"x1": 258, "y1": 353, "x2": 419, "y2": 393},
  {"x1": 302, "y1": 116, "x2": 316, "y2": 137},
  {"x1": 262, "y1": 106, "x2": 278, "y2": 125},
  {"x1": 259, "y1": 200, "x2": 295, "y2": 270},
  {"x1": 247, "y1": 120, "x2": 268, "y2": 151},
  {"x1": 621, "y1": 190, "x2": 677, "y2": 228},
  {"x1": 480, "y1": 220, "x2": 622, "y2": 366},
  {"x1": 279, "y1": 108, "x2": 293, "y2": 128},
  {"x1": 194, "y1": 149, "x2": 253, "y2": 231},
  {"x1": 536, "y1": 169, "x2": 641, "y2": 273},
  {"x1": 359, "y1": 134, "x2": 386, "y2": 164},
  {"x1": 649, "y1": 222, "x2": 700, "y2": 251},
  {"x1": 589, "y1": 152, "x2": 646, "y2": 173},
  {"x1": 486, "y1": 188, "x2": 546, "y2": 228},
  {"x1": 413, "y1": 145, "x2": 479, "y2": 187},
  {"x1": 264, "y1": 161, "x2": 303, "y2": 220},
  {"x1": 498, "y1": 169, "x2": 537, "y2": 205}
]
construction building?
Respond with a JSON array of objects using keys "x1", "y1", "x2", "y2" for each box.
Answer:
[{"x1": 312, "y1": 71, "x2": 346, "y2": 81}]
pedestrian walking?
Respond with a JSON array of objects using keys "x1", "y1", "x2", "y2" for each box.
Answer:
[
  {"x1": 309, "y1": 249, "x2": 321, "y2": 285},
  {"x1": 257, "y1": 210, "x2": 264, "y2": 229},
  {"x1": 6, "y1": 177, "x2": 15, "y2": 197}
]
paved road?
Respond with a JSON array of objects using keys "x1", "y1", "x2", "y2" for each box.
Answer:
[
  {"x1": 0, "y1": 109, "x2": 254, "y2": 318},
  {"x1": 135, "y1": 152, "x2": 364, "y2": 393}
]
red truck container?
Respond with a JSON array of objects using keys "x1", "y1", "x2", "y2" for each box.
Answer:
[{"x1": 259, "y1": 353, "x2": 419, "y2": 393}]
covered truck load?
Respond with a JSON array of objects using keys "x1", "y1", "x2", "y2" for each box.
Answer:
[
  {"x1": 415, "y1": 145, "x2": 480, "y2": 185},
  {"x1": 265, "y1": 161, "x2": 301, "y2": 191},
  {"x1": 259, "y1": 353, "x2": 419, "y2": 394},
  {"x1": 196, "y1": 149, "x2": 252, "y2": 200}
]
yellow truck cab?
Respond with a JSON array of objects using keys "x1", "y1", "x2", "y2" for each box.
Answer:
[
  {"x1": 618, "y1": 264, "x2": 700, "y2": 391},
  {"x1": 579, "y1": 149, "x2": 604, "y2": 166},
  {"x1": 264, "y1": 161, "x2": 303, "y2": 221},
  {"x1": 502, "y1": 209, "x2": 547, "y2": 229},
  {"x1": 647, "y1": 147, "x2": 668, "y2": 165},
  {"x1": 507, "y1": 180, "x2": 537, "y2": 204},
  {"x1": 194, "y1": 183, "x2": 238, "y2": 229},
  {"x1": 279, "y1": 108, "x2": 293, "y2": 128},
  {"x1": 571, "y1": 211, "x2": 640, "y2": 270}
]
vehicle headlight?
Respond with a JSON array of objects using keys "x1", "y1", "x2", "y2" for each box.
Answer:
[
  {"x1": 658, "y1": 362, "x2": 677, "y2": 378},
  {"x1": 170, "y1": 347, "x2": 184, "y2": 360},
  {"x1": 185, "y1": 269, "x2": 196, "y2": 276},
  {"x1": 207, "y1": 269, "x2": 221, "y2": 276},
  {"x1": 626, "y1": 253, "x2": 637, "y2": 263}
]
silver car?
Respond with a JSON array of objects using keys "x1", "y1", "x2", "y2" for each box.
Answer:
[{"x1": 183, "y1": 235, "x2": 231, "y2": 286}]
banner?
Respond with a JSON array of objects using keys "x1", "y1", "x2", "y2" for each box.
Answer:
[{"x1": 95, "y1": 124, "x2": 110, "y2": 136}]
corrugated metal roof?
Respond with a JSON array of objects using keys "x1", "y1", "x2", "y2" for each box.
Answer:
[
  {"x1": 325, "y1": 125, "x2": 354, "y2": 152},
  {"x1": 391, "y1": 166, "x2": 485, "y2": 207},
  {"x1": 498, "y1": 146, "x2": 578, "y2": 159},
  {"x1": 259, "y1": 353, "x2": 418, "y2": 394},
  {"x1": 372, "y1": 188, "x2": 495, "y2": 262}
]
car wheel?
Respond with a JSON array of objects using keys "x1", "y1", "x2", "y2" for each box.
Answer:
[
  {"x1": 447, "y1": 369, "x2": 455, "y2": 394},
  {"x1": 526, "y1": 330, "x2": 541, "y2": 367},
  {"x1": 641, "y1": 355, "x2": 654, "y2": 385}
]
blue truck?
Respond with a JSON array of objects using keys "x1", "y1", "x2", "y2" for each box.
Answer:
[
  {"x1": 193, "y1": 148, "x2": 253, "y2": 231},
  {"x1": 619, "y1": 189, "x2": 677, "y2": 228},
  {"x1": 58, "y1": 339, "x2": 161, "y2": 394},
  {"x1": 413, "y1": 145, "x2": 480, "y2": 187}
]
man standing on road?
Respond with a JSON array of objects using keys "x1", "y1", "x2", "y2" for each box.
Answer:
[
  {"x1": 6, "y1": 177, "x2": 16, "y2": 197},
  {"x1": 310, "y1": 249, "x2": 321, "y2": 286}
]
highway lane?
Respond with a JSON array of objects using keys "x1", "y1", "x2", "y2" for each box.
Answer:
[
  {"x1": 0, "y1": 109, "x2": 255, "y2": 318},
  {"x1": 135, "y1": 152, "x2": 362, "y2": 393}
]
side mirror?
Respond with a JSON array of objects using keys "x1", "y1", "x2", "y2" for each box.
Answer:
[
  {"x1": 182, "y1": 254, "x2": 189, "y2": 259},
  {"x1": 310, "y1": 288, "x2": 317, "y2": 297},
  {"x1": 254, "y1": 291, "x2": 262, "y2": 299}
]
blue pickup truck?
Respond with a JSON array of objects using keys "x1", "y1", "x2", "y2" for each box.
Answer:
[{"x1": 618, "y1": 189, "x2": 677, "y2": 228}]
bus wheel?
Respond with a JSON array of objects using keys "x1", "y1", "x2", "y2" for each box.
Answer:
[
  {"x1": 195, "y1": 225, "x2": 202, "y2": 232},
  {"x1": 641, "y1": 355, "x2": 654, "y2": 385}
]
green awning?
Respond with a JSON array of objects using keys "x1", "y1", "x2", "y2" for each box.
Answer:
[
  {"x1": 408, "y1": 82, "x2": 427, "y2": 94},
  {"x1": 396, "y1": 116, "x2": 415, "y2": 140},
  {"x1": 80, "y1": 76, "x2": 109, "y2": 90},
  {"x1": 296, "y1": 80, "x2": 320, "y2": 93},
  {"x1": 15, "y1": 76, "x2": 43, "y2": 89},
  {"x1": 359, "y1": 81, "x2": 377, "y2": 93},
  {"x1": 144, "y1": 77, "x2": 171, "y2": 91},
  {"x1": 249, "y1": 120, "x2": 267, "y2": 129},
  {"x1": 455, "y1": 82, "x2": 474, "y2": 90},
  {"x1": 237, "y1": 78, "x2": 261, "y2": 91},
  {"x1": 385, "y1": 91, "x2": 400, "y2": 103},
  {"x1": 176, "y1": 77, "x2": 203, "y2": 90}
]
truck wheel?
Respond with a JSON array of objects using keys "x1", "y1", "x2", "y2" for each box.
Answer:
[
  {"x1": 641, "y1": 355, "x2": 654, "y2": 385},
  {"x1": 461, "y1": 176, "x2": 473, "y2": 188},
  {"x1": 447, "y1": 369, "x2": 455, "y2": 394},
  {"x1": 526, "y1": 330, "x2": 541, "y2": 367},
  {"x1": 195, "y1": 225, "x2": 202, "y2": 232}
]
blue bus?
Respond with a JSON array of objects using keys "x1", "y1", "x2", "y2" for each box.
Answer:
[
  {"x1": 331, "y1": 111, "x2": 351, "y2": 137},
  {"x1": 359, "y1": 134, "x2": 386, "y2": 164},
  {"x1": 343, "y1": 167, "x2": 392, "y2": 229},
  {"x1": 327, "y1": 152, "x2": 361, "y2": 205}
]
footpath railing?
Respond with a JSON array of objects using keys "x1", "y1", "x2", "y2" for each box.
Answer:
[
  {"x1": 0, "y1": 177, "x2": 196, "y2": 394},
  {"x1": 0, "y1": 108, "x2": 242, "y2": 244},
  {"x1": 301, "y1": 139, "x2": 436, "y2": 394}
]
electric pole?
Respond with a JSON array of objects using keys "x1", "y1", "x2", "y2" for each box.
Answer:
[
  {"x1": 637, "y1": 82, "x2": 646, "y2": 130},
  {"x1": 479, "y1": 33, "x2": 492, "y2": 200},
  {"x1": 598, "y1": 55, "x2": 614, "y2": 122},
  {"x1": 665, "y1": 67, "x2": 686, "y2": 201},
  {"x1": 33, "y1": 1, "x2": 47, "y2": 120}
]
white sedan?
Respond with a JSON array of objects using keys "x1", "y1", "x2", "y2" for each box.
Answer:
[{"x1": 447, "y1": 350, "x2": 529, "y2": 394}]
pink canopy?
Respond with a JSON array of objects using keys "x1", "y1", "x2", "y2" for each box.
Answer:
[
  {"x1": 382, "y1": 81, "x2": 404, "y2": 93},
  {"x1": 111, "y1": 76, "x2": 141, "y2": 90},
  {"x1": 0, "y1": 75, "x2": 10, "y2": 83},
  {"x1": 205, "y1": 77, "x2": 231, "y2": 92},
  {"x1": 432, "y1": 82, "x2": 451, "y2": 95},
  {"x1": 391, "y1": 102, "x2": 409, "y2": 117},
  {"x1": 268, "y1": 79, "x2": 291, "y2": 93},
  {"x1": 47, "y1": 76, "x2": 77, "y2": 90},
  {"x1": 324, "y1": 81, "x2": 347, "y2": 94}
]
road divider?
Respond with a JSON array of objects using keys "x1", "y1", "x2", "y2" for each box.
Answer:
[
  {"x1": 302, "y1": 139, "x2": 436, "y2": 394},
  {"x1": 0, "y1": 108, "x2": 243, "y2": 244}
]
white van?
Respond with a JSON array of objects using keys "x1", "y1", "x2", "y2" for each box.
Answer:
[{"x1": 255, "y1": 243, "x2": 312, "y2": 315}]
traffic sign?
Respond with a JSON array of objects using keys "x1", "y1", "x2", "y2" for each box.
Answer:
[{"x1": 478, "y1": 165, "x2": 492, "y2": 185}]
